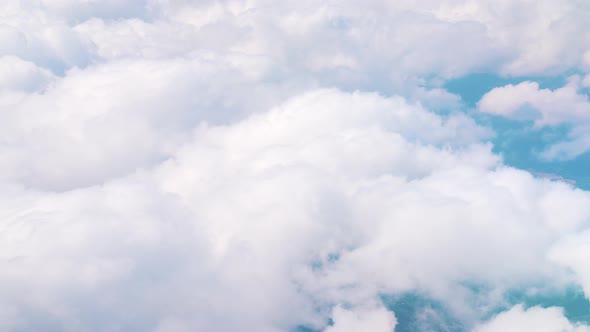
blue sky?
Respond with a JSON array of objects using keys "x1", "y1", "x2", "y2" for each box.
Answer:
[
  {"x1": 1, "y1": 1, "x2": 590, "y2": 332},
  {"x1": 447, "y1": 73, "x2": 590, "y2": 190}
]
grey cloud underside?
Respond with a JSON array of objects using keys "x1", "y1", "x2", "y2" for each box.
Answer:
[{"x1": 2, "y1": 1, "x2": 590, "y2": 332}]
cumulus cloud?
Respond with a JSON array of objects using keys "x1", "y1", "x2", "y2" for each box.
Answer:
[
  {"x1": 478, "y1": 80, "x2": 590, "y2": 126},
  {"x1": 323, "y1": 305, "x2": 396, "y2": 332},
  {"x1": 2, "y1": 0, "x2": 590, "y2": 331},
  {"x1": 0, "y1": 5, "x2": 94, "y2": 74},
  {"x1": 2, "y1": 90, "x2": 590, "y2": 331},
  {"x1": 474, "y1": 305, "x2": 590, "y2": 332},
  {"x1": 0, "y1": 55, "x2": 306, "y2": 191},
  {"x1": 550, "y1": 230, "x2": 590, "y2": 297},
  {"x1": 478, "y1": 78, "x2": 590, "y2": 160},
  {"x1": 0, "y1": 56, "x2": 55, "y2": 92},
  {"x1": 2, "y1": 0, "x2": 589, "y2": 81}
]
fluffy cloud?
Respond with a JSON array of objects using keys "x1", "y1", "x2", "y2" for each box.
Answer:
[
  {"x1": 2, "y1": 90, "x2": 590, "y2": 331},
  {"x1": 474, "y1": 305, "x2": 590, "y2": 332},
  {"x1": 0, "y1": 3, "x2": 94, "y2": 74},
  {"x1": 323, "y1": 305, "x2": 397, "y2": 332},
  {"x1": 478, "y1": 79, "x2": 590, "y2": 126},
  {"x1": 2, "y1": 0, "x2": 588, "y2": 81},
  {"x1": 0, "y1": 55, "x2": 305, "y2": 191},
  {"x1": 33, "y1": 0, "x2": 158, "y2": 23},
  {"x1": 550, "y1": 230, "x2": 590, "y2": 297},
  {"x1": 0, "y1": 56, "x2": 55, "y2": 92},
  {"x1": 478, "y1": 78, "x2": 590, "y2": 160},
  {"x1": 2, "y1": 1, "x2": 590, "y2": 331}
]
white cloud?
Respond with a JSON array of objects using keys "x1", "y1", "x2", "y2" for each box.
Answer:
[
  {"x1": 474, "y1": 305, "x2": 590, "y2": 332},
  {"x1": 478, "y1": 79, "x2": 590, "y2": 160},
  {"x1": 0, "y1": 5, "x2": 95, "y2": 73},
  {"x1": 1, "y1": 89, "x2": 589, "y2": 330},
  {"x1": 150, "y1": 90, "x2": 589, "y2": 329},
  {"x1": 2, "y1": 0, "x2": 588, "y2": 81},
  {"x1": 35, "y1": 0, "x2": 158, "y2": 23},
  {"x1": 0, "y1": 56, "x2": 55, "y2": 92},
  {"x1": 478, "y1": 80, "x2": 590, "y2": 126},
  {"x1": 550, "y1": 230, "x2": 590, "y2": 297},
  {"x1": 0, "y1": 56, "x2": 305, "y2": 191},
  {"x1": 1, "y1": 1, "x2": 590, "y2": 331},
  {"x1": 323, "y1": 305, "x2": 396, "y2": 332}
]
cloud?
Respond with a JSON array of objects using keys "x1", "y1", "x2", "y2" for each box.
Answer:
[
  {"x1": 0, "y1": 56, "x2": 55, "y2": 92},
  {"x1": 478, "y1": 80, "x2": 590, "y2": 126},
  {"x1": 3, "y1": 90, "x2": 588, "y2": 330},
  {"x1": 3, "y1": 0, "x2": 588, "y2": 82},
  {"x1": 550, "y1": 230, "x2": 590, "y2": 297},
  {"x1": 323, "y1": 305, "x2": 397, "y2": 332},
  {"x1": 153, "y1": 0, "x2": 589, "y2": 77},
  {"x1": 474, "y1": 305, "x2": 590, "y2": 332},
  {"x1": 478, "y1": 78, "x2": 590, "y2": 160},
  {"x1": 0, "y1": 55, "x2": 306, "y2": 191},
  {"x1": 0, "y1": 5, "x2": 95, "y2": 74},
  {"x1": 2, "y1": 1, "x2": 590, "y2": 331}
]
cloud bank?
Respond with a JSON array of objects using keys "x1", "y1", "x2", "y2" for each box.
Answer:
[{"x1": 2, "y1": 1, "x2": 590, "y2": 331}]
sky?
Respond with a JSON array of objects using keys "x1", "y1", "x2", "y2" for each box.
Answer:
[{"x1": 1, "y1": 1, "x2": 590, "y2": 331}]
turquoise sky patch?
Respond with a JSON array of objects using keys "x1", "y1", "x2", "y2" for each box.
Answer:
[{"x1": 446, "y1": 73, "x2": 590, "y2": 190}]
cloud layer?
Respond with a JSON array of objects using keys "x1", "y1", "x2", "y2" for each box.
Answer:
[{"x1": 2, "y1": 1, "x2": 590, "y2": 331}]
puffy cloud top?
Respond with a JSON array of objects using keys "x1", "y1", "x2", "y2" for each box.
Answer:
[{"x1": 1, "y1": 1, "x2": 590, "y2": 331}]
